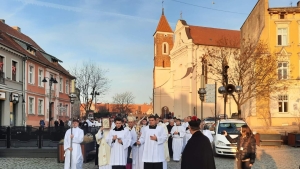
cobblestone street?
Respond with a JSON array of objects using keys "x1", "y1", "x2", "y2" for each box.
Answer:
[{"x1": 0, "y1": 145, "x2": 299, "y2": 169}]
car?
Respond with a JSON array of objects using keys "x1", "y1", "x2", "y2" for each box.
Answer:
[
  {"x1": 218, "y1": 114, "x2": 228, "y2": 119},
  {"x1": 212, "y1": 119, "x2": 246, "y2": 157},
  {"x1": 204, "y1": 117, "x2": 219, "y2": 124}
]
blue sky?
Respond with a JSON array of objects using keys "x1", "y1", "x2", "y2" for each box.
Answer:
[{"x1": 0, "y1": 0, "x2": 296, "y2": 103}]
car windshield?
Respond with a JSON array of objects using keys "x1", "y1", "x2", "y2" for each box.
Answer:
[{"x1": 218, "y1": 123, "x2": 246, "y2": 134}]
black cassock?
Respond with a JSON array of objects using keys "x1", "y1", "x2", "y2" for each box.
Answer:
[{"x1": 181, "y1": 131, "x2": 216, "y2": 169}]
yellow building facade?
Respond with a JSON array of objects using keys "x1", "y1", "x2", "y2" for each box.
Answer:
[{"x1": 242, "y1": 0, "x2": 300, "y2": 127}]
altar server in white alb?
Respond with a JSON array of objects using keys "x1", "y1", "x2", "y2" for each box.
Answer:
[
  {"x1": 96, "y1": 126, "x2": 111, "y2": 169},
  {"x1": 106, "y1": 117, "x2": 131, "y2": 169},
  {"x1": 156, "y1": 117, "x2": 169, "y2": 169},
  {"x1": 64, "y1": 119, "x2": 84, "y2": 169},
  {"x1": 171, "y1": 118, "x2": 186, "y2": 162},
  {"x1": 137, "y1": 115, "x2": 167, "y2": 169}
]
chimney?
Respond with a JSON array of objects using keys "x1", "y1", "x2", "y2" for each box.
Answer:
[
  {"x1": 298, "y1": 1, "x2": 300, "y2": 7},
  {"x1": 12, "y1": 26, "x2": 21, "y2": 33},
  {"x1": 0, "y1": 19, "x2": 5, "y2": 23}
]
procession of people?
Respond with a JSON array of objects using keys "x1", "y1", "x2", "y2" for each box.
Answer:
[{"x1": 63, "y1": 114, "x2": 217, "y2": 169}]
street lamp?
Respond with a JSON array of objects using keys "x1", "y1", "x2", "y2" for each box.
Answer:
[
  {"x1": 198, "y1": 58, "x2": 207, "y2": 121},
  {"x1": 42, "y1": 77, "x2": 58, "y2": 129},
  {"x1": 217, "y1": 65, "x2": 242, "y2": 118},
  {"x1": 91, "y1": 91, "x2": 100, "y2": 112}
]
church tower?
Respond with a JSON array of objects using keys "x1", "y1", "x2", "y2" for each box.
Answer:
[{"x1": 153, "y1": 8, "x2": 174, "y2": 116}]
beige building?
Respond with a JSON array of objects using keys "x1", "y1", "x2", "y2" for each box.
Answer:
[{"x1": 153, "y1": 10, "x2": 240, "y2": 119}]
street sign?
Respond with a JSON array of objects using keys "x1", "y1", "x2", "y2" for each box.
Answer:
[{"x1": 205, "y1": 84, "x2": 215, "y2": 103}]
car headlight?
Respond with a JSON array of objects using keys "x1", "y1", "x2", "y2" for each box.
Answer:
[{"x1": 216, "y1": 141, "x2": 226, "y2": 146}]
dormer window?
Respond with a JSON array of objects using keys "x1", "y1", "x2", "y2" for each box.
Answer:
[{"x1": 26, "y1": 46, "x2": 36, "y2": 55}]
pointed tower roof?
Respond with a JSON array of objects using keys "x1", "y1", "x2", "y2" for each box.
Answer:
[{"x1": 155, "y1": 8, "x2": 173, "y2": 34}]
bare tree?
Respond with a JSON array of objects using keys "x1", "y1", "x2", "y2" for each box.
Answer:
[
  {"x1": 71, "y1": 61, "x2": 110, "y2": 117},
  {"x1": 112, "y1": 92, "x2": 135, "y2": 115},
  {"x1": 204, "y1": 38, "x2": 286, "y2": 118}
]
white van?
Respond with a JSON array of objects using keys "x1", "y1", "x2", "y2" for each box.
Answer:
[{"x1": 212, "y1": 119, "x2": 246, "y2": 156}]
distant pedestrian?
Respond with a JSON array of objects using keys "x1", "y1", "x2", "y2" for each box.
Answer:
[
  {"x1": 181, "y1": 116, "x2": 216, "y2": 169},
  {"x1": 54, "y1": 120, "x2": 59, "y2": 130},
  {"x1": 223, "y1": 125, "x2": 256, "y2": 169},
  {"x1": 39, "y1": 118, "x2": 45, "y2": 129}
]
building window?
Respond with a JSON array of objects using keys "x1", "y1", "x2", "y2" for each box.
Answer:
[
  {"x1": 12, "y1": 61, "x2": 17, "y2": 81},
  {"x1": 280, "y1": 14, "x2": 285, "y2": 19},
  {"x1": 0, "y1": 56, "x2": 4, "y2": 72},
  {"x1": 278, "y1": 95, "x2": 288, "y2": 113},
  {"x1": 38, "y1": 99, "x2": 44, "y2": 115},
  {"x1": 29, "y1": 97, "x2": 35, "y2": 114},
  {"x1": 38, "y1": 69, "x2": 43, "y2": 87},
  {"x1": 65, "y1": 80, "x2": 69, "y2": 94},
  {"x1": 278, "y1": 62, "x2": 288, "y2": 80},
  {"x1": 162, "y1": 42, "x2": 169, "y2": 55},
  {"x1": 59, "y1": 78, "x2": 63, "y2": 92},
  {"x1": 29, "y1": 66, "x2": 34, "y2": 84},
  {"x1": 277, "y1": 28, "x2": 288, "y2": 46}
]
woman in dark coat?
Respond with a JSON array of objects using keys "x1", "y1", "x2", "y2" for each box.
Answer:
[
  {"x1": 223, "y1": 124, "x2": 256, "y2": 169},
  {"x1": 181, "y1": 116, "x2": 216, "y2": 169}
]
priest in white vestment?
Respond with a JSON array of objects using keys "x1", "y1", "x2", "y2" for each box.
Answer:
[
  {"x1": 171, "y1": 119, "x2": 186, "y2": 162},
  {"x1": 182, "y1": 116, "x2": 191, "y2": 151},
  {"x1": 125, "y1": 116, "x2": 137, "y2": 168},
  {"x1": 137, "y1": 115, "x2": 167, "y2": 169},
  {"x1": 201, "y1": 122, "x2": 214, "y2": 144},
  {"x1": 106, "y1": 117, "x2": 131, "y2": 169},
  {"x1": 156, "y1": 118, "x2": 169, "y2": 169},
  {"x1": 96, "y1": 127, "x2": 111, "y2": 169},
  {"x1": 64, "y1": 119, "x2": 84, "y2": 169}
]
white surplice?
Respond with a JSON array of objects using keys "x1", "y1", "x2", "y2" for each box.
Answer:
[
  {"x1": 181, "y1": 122, "x2": 191, "y2": 151},
  {"x1": 139, "y1": 125, "x2": 167, "y2": 163},
  {"x1": 64, "y1": 127, "x2": 84, "y2": 169},
  {"x1": 171, "y1": 125, "x2": 185, "y2": 161},
  {"x1": 157, "y1": 122, "x2": 169, "y2": 169},
  {"x1": 202, "y1": 129, "x2": 213, "y2": 143},
  {"x1": 96, "y1": 129, "x2": 111, "y2": 169},
  {"x1": 106, "y1": 127, "x2": 131, "y2": 166}
]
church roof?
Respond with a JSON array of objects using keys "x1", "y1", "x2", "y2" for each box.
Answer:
[
  {"x1": 155, "y1": 13, "x2": 173, "y2": 33},
  {"x1": 187, "y1": 25, "x2": 240, "y2": 48}
]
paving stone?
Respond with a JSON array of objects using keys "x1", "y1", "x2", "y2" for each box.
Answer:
[{"x1": 0, "y1": 145, "x2": 299, "y2": 169}]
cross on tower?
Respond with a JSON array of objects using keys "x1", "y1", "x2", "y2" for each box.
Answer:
[{"x1": 180, "y1": 11, "x2": 182, "y2": 20}]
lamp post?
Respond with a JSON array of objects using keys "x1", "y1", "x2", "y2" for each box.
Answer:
[
  {"x1": 217, "y1": 65, "x2": 242, "y2": 119},
  {"x1": 91, "y1": 91, "x2": 100, "y2": 112},
  {"x1": 198, "y1": 58, "x2": 207, "y2": 121},
  {"x1": 42, "y1": 77, "x2": 58, "y2": 129}
]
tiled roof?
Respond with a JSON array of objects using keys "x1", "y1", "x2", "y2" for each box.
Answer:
[
  {"x1": 0, "y1": 21, "x2": 75, "y2": 79},
  {"x1": 155, "y1": 14, "x2": 173, "y2": 33},
  {"x1": 187, "y1": 25, "x2": 240, "y2": 48}
]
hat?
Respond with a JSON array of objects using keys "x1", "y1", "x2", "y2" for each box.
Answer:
[
  {"x1": 188, "y1": 116, "x2": 201, "y2": 127},
  {"x1": 127, "y1": 116, "x2": 136, "y2": 122}
]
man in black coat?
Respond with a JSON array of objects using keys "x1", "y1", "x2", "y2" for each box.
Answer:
[{"x1": 181, "y1": 116, "x2": 216, "y2": 169}]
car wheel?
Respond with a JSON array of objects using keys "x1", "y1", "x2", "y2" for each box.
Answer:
[{"x1": 212, "y1": 144, "x2": 219, "y2": 157}]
